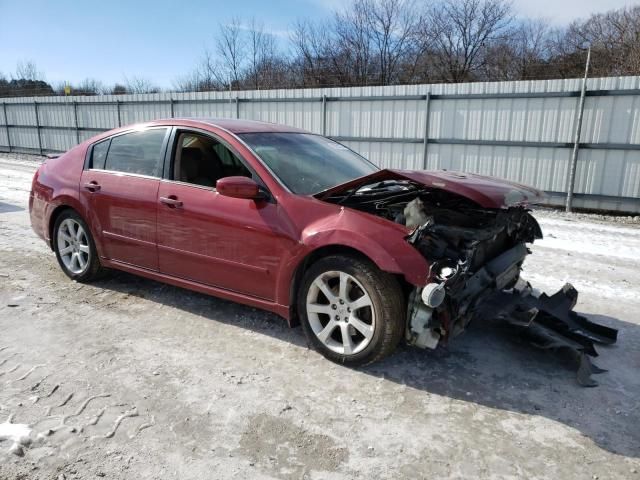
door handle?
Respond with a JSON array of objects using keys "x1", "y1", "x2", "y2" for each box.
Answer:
[
  {"x1": 83, "y1": 181, "x2": 101, "y2": 192},
  {"x1": 159, "y1": 196, "x2": 183, "y2": 208}
]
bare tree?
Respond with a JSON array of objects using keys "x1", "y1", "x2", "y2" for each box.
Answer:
[
  {"x1": 123, "y1": 76, "x2": 160, "y2": 94},
  {"x1": 245, "y1": 18, "x2": 277, "y2": 89},
  {"x1": 552, "y1": 6, "x2": 640, "y2": 77},
  {"x1": 513, "y1": 19, "x2": 552, "y2": 78},
  {"x1": 77, "y1": 78, "x2": 106, "y2": 95},
  {"x1": 365, "y1": 0, "x2": 421, "y2": 84},
  {"x1": 333, "y1": 0, "x2": 374, "y2": 85},
  {"x1": 423, "y1": 0, "x2": 513, "y2": 82},
  {"x1": 174, "y1": 48, "x2": 225, "y2": 92},
  {"x1": 111, "y1": 84, "x2": 128, "y2": 95},
  {"x1": 216, "y1": 17, "x2": 246, "y2": 89},
  {"x1": 290, "y1": 19, "x2": 335, "y2": 86},
  {"x1": 66, "y1": 78, "x2": 106, "y2": 96},
  {"x1": 14, "y1": 60, "x2": 44, "y2": 81},
  {"x1": 481, "y1": 19, "x2": 552, "y2": 80}
]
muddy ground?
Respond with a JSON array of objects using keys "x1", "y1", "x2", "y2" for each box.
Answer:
[{"x1": 0, "y1": 153, "x2": 639, "y2": 479}]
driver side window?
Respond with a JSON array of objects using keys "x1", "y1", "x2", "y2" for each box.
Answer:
[{"x1": 172, "y1": 132, "x2": 252, "y2": 188}]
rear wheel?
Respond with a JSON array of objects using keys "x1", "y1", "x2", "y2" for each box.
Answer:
[
  {"x1": 298, "y1": 255, "x2": 405, "y2": 366},
  {"x1": 53, "y1": 210, "x2": 106, "y2": 282}
]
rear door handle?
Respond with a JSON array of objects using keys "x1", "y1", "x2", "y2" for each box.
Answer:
[
  {"x1": 83, "y1": 181, "x2": 101, "y2": 192},
  {"x1": 159, "y1": 196, "x2": 183, "y2": 208}
]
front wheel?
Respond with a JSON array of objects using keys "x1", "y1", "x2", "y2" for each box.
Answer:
[
  {"x1": 298, "y1": 255, "x2": 405, "y2": 366},
  {"x1": 53, "y1": 210, "x2": 106, "y2": 282}
]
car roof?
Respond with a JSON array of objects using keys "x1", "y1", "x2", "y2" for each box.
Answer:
[{"x1": 148, "y1": 118, "x2": 309, "y2": 134}]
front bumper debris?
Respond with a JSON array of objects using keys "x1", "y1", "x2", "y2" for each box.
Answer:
[{"x1": 475, "y1": 282, "x2": 618, "y2": 386}]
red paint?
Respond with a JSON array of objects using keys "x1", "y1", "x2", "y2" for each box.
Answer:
[
  {"x1": 155, "y1": 180, "x2": 292, "y2": 300},
  {"x1": 318, "y1": 169, "x2": 546, "y2": 208},
  {"x1": 79, "y1": 170, "x2": 160, "y2": 270},
  {"x1": 216, "y1": 176, "x2": 262, "y2": 199},
  {"x1": 29, "y1": 118, "x2": 543, "y2": 323}
]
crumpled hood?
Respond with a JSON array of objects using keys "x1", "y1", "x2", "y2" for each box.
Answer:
[{"x1": 317, "y1": 169, "x2": 546, "y2": 209}]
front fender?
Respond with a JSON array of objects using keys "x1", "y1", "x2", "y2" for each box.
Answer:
[{"x1": 301, "y1": 209, "x2": 430, "y2": 286}]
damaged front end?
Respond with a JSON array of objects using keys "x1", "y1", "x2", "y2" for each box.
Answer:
[
  {"x1": 405, "y1": 204, "x2": 617, "y2": 386},
  {"x1": 320, "y1": 171, "x2": 618, "y2": 386}
]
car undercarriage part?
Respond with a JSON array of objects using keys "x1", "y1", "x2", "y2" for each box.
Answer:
[{"x1": 326, "y1": 179, "x2": 618, "y2": 386}]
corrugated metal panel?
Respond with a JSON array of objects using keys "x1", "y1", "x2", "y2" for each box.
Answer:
[
  {"x1": 1, "y1": 76, "x2": 640, "y2": 212},
  {"x1": 5, "y1": 103, "x2": 37, "y2": 125},
  {"x1": 41, "y1": 128, "x2": 77, "y2": 152},
  {"x1": 38, "y1": 103, "x2": 75, "y2": 127},
  {"x1": 120, "y1": 101, "x2": 170, "y2": 125},
  {"x1": 9, "y1": 127, "x2": 39, "y2": 150},
  {"x1": 0, "y1": 127, "x2": 8, "y2": 149},
  {"x1": 77, "y1": 104, "x2": 118, "y2": 129}
]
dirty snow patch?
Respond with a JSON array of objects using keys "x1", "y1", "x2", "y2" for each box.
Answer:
[{"x1": 0, "y1": 419, "x2": 32, "y2": 455}]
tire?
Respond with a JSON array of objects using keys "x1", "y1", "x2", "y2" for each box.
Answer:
[
  {"x1": 298, "y1": 254, "x2": 405, "y2": 366},
  {"x1": 52, "y1": 209, "x2": 106, "y2": 282}
]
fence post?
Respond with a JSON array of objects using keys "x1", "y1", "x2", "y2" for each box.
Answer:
[
  {"x1": 2, "y1": 102, "x2": 10, "y2": 153},
  {"x1": 117, "y1": 100, "x2": 122, "y2": 127},
  {"x1": 566, "y1": 46, "x2": 591, "y2": 213},
  {"x1": 73, "y1": 101, "x2": 80, "y2": 145},
  {"x1": 422, "y1": 92, "x2": 431, "y2": 170},
  {"x1": 170, "y1": 98, "x2": 175, "y2": 118},
  {"x1": 322, "y1": 94, "x2": 327, "y2": 136},
  {"x1": 235, "y1": 97, "x2": 240, "y2": 119},
  {"x1": 34, "y1": 101, "x2": 43, "y2": 155}
]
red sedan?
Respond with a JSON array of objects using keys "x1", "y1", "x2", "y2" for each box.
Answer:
[{"x1": 29, "y1": 119, "x2": 616, "y2": 381}]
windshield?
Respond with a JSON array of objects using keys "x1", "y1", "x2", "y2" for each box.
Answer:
[{"x1": 238, "y1": 132, "x2": 379, "y2": 195}]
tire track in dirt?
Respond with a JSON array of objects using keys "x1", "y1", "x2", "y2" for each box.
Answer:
[{"x1": 0, "y1": 347, "x2": 155, "y2": 458}]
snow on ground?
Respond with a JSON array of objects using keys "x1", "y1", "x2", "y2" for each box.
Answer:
[
  {"x1": 534, "y1": 216, "x2": 640, "y2": 262},
  {"x1": 1, "y1": 155, "x2": 639, "y2": 479},
  {"x1": 0, "y1": 155, "x2": 42, "y2": 208}
]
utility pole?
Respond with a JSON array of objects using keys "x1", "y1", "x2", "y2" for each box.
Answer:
[{"x1": 566, "y1": 45, "x2": 591, "y2": 213}]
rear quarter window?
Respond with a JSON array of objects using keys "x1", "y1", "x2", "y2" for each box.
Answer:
[
  {"x1": 103, "y1": 128, "x2": 168, "y2": 177},
  {"x1": 91, "y1": 139, "x2": 110, "y2": 170}
]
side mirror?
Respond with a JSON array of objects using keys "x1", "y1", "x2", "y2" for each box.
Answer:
[{"x1": 216, "y1": 176, "x2": 265, "y2": 200}]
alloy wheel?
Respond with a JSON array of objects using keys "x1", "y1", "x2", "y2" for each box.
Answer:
[
  {"x1": 56, "y1": 218, "x2": 90, "y2": 275},
  {"x1": 305, "y1": 270, "x2": 376, "y2": 355}
]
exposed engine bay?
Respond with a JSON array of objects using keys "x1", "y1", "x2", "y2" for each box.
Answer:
[{"x1": 324, "y1": 180, "x2": 618, "y2": 386}]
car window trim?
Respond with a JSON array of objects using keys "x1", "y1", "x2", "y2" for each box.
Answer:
[
  {"x1": 84, "y1": 126, "x2": 171, "y2": 178},
  {"x1": 160, "y1": 178, "x2": 214, "y2": 191},
  {"x1": 85, "y1": 169, "x2": 165, "y2": 182}
]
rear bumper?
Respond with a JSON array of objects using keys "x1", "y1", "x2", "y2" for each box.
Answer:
[{"x1": 29, "y1": 175, "x2": 50, "y2": 245}]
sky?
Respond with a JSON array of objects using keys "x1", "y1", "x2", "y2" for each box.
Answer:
[{"x1": 0, "y1": 0, "x2": 637, "y2": 89}]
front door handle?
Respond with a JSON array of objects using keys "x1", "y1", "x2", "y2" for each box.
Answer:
[
  {"x1": 83, "y1": 181, "x2": 101, "y2": 192},
  {"x1": 159, "y1": 196, "x2": 183, "y2": 208}
]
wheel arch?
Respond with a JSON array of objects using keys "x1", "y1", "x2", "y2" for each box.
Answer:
[
  {"x1": 48, "y1": 205, "x2": 74, "y2": 250},
  {"x1": 48, "y1": 204, "x2": 104, "y2": 258},
  {"x1": 287, "y1": 244, "x2": 410, "y2": 327}
]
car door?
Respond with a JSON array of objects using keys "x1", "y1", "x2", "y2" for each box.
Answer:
[
  {"x1": 80, "y1": 127, "x2": 170, "y2": 270},
  {"x1": 156, "y1": 129, "x2": 291, "y2": 301}
]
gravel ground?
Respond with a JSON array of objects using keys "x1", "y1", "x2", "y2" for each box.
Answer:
[{"x1": 0, "y1": 155, "x2": 639, "y2": 479}]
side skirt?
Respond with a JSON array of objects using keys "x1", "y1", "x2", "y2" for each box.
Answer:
[{"x1": 101, "y1": 258, "x2": 291, "y2": 322}]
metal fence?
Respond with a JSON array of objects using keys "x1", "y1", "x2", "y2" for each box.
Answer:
[{"x1": 2, "y1": 76, "x2": 640, "y2": 213}]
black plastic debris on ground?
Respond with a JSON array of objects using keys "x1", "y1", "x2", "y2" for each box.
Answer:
[{"x1": 478, "y1": 283, "x2": 618, "y2": 387}]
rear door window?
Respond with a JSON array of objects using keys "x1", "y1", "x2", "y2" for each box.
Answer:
[{"x1": 104, "y1": 128, "x2": 168, "y2": 177}]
